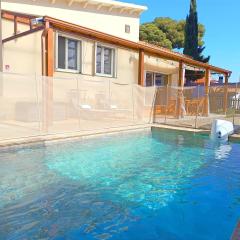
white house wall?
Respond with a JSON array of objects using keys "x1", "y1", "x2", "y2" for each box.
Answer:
[
  {"x1": 2, "y1": 19, "x2": 42, "y2": 75},
  {"x1": 2, "y1": 0, "x2": 141, "y2": 42},
  {"x1": 2, "y1": 20, "x2": 179, "y2": 87}
]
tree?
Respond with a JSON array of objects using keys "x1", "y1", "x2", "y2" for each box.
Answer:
[
  {"x1": 139, "y1": 23, "x2": 172, "y2": 49},
  {"x1": 184, "y1": 0, "x2": 210, "y2": 63},
  {"x1": 139, "y1": 17, "x2": 206, "y2": 51},
  {"x1": 183, "y1": 0, "x2": 210, "y2": 82},
  {"x1": 153, "y1": 18, "x2": 184, "y2": 49}
]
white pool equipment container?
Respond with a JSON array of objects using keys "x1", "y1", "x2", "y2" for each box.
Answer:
[{"x1": 211, "y1": 119, "x2": 234, "y2": 142}]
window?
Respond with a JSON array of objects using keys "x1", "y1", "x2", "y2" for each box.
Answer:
[
  {"x1": 145, "y1": 71, "x2": 168, "y2": 87},
  {"x1": 125, "y1": 24, "x2": 131, "y2": 34},
  {"x1": 155, "y1": 73, "x2": 168, "y2": 86},
  {"x1": 145, "y1": 72, "x2": 154, "y2": 87},
  {"x1": 57, "y1": 35, "x2": 81, "y2": 72},
  {"x1": 96, "y1": 44, "x2": 115, "y2": 77}
]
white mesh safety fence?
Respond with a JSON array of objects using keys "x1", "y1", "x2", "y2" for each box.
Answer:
[
  {"x1": 0, "y1": 73, "x2": 156, "y2": 140},
  {"x1": 0, "y1": 73, "x2": 42, "y2": 140},
  {"x1": 153, "y1": 84, "x2": 240, "y2": 130},
  {"x1": 1, "y1": 72, "x2": 239, "y2": 141},
  {"x1": 230, "y1": 83, "x2": 240, "y2": 128}
]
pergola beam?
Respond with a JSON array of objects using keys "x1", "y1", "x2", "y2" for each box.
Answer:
[
  {"x1": 44, "y1": 16, "x2": 231, "y2": 76},
  {"x1": 2, "y1": 26, "x2": 44, "y2": 43}
]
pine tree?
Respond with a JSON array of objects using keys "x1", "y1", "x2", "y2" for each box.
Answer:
[{"x1": 184, "y1": 0, "x2": 210, "y2": 63}]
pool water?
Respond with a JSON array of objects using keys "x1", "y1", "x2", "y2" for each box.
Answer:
[{"x1": 0, "y1": 128, "x2": 240, "y2": 240}]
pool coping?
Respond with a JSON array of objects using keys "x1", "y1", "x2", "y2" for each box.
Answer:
[
  {"x1": 151, "y1": 124, "x2": 210, "y2": 134},
  {"x1": 0, "y1": 124, "x2": 152, "y2": 150},
  {"x1": 0, "y1": 124, "x2": 239, "y2": 149},
  {"x1": 229, "y1": 134, "x2": 240, "y2": 143}
]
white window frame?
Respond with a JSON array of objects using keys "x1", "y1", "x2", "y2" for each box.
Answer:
[
  {"x1": 95, "y1": 43, "x2": 116, "y2": 78},
  {"x1": 55, "y1": 32, "x2": 82, "y2": 73}
]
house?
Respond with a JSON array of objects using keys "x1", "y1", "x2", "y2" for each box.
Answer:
[
  {"x1": 1, "y1": 0, "x2": 230, "y2": 82},
  {"x1": 0, "y1": 0, "x2": 231, "y2": 122}
]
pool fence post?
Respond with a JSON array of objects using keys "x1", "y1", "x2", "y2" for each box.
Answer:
[
  {"x1": 223, "y1": 73, "x2": 229, "y2": 115},
  {"x1": 203, "y1": 68, "x2": 210, "y2": 117},
  {"x1": 35, "y1": 73, "x2": 41, "y2": 132},
  {"x1": 77, "y1": 76, "x2": 81, "y2": 130},
  {"x1": 176, "y1": 61, "x2": 184, "y2": 119},
  {"x1": 131, "y1": 83, "x2": 135, "y2": 121},
  {"x1": 108, "y1": 78, "x2": 111, "y2": 108},
  {"x1": 233, "y1": 82, "x2": 238, "y2": 125},
  {"x1": 41, "y1": 21, "x2": 54, "y2": 133},
  {"x1": 194, "y1": 85, "x2": 200, "y2": 129},
  {"x1": 164, "y1": 84, "x2": 168, "y2": 124}
]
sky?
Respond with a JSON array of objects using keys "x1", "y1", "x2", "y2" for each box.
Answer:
[{"x1": 121, "y1": 0, "x2": 240, "y2": 82}]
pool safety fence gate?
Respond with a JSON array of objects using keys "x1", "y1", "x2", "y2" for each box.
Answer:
[
  {"x1": 153, "y1": 83, "x2": 240, "y2": 131},
  {"x1": 0, "y1": 72, "x2": 156, "y2": 141}
]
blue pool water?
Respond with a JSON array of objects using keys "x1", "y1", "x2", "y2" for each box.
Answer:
[{"x1": 0, "y1": 128, "x2": 240, "y2": 240}]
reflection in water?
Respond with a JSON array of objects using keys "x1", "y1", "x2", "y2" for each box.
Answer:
[{"x1": 214, "y1": 144, "x2": 232, "y2": 160}]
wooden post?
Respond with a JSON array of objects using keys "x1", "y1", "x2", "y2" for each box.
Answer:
[
  {"x1": 223, "y1": 73, "x2": 229, "y2": 114},
  {"x1": 46, "y1": 27, "x2": 54, "y2": 77},
  {"x1": 14, "y1": 16, "x2": 18, "y2": 36},
  {"x1": 203, "y1": 68, "x2": 210, "y2": 116},
  {"x1": 178, "y1": 61, "x2": 184, "y2": 87},
  {"x1": 138, "y1": 49, "x2": 144, "y2": 86},
  {"x1": 177, "y1": 61, "x2": 184, "y2": 118}
]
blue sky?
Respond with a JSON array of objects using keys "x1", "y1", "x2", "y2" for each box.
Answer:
[{"x1": 122, "y1": 0, "x2": 239, "y2": 82}]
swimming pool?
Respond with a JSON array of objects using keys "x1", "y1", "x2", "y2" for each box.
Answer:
[{"x1": 0, "y1": 128, "x2": 240, "y2": 240}]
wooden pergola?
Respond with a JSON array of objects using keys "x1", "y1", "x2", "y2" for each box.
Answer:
[
  {"x1": 45, "y1": 16, "x2": 231, "y2": 116},
  {"x1": 1, "y1": 10, "x2": 232, "y2": 120}
]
